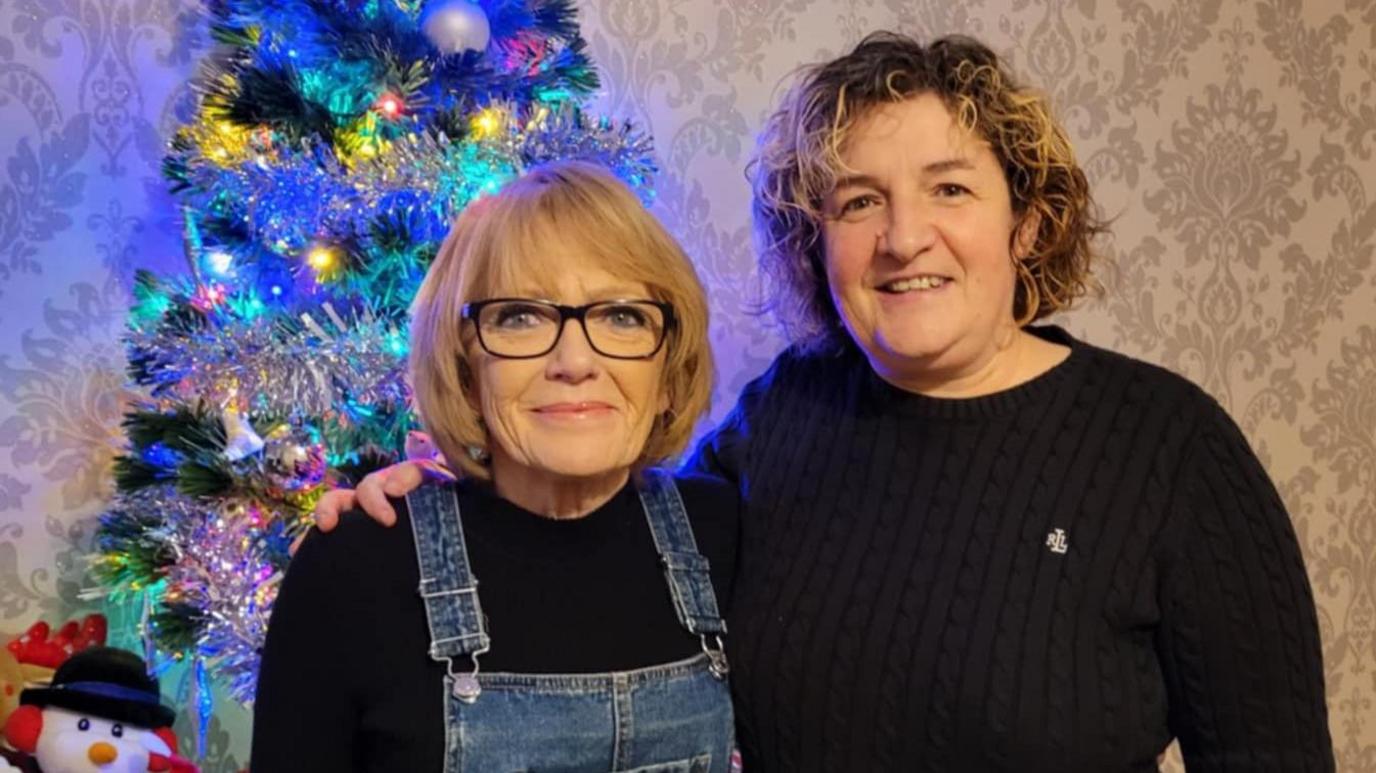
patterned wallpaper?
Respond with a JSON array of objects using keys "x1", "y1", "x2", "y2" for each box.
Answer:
[{"x1": 0, "y1": 1, "x2": 1371, "y2": 770}]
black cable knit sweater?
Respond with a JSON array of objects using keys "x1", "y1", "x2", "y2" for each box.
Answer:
[{"x1": 687, "y1": 326, "x2": 1333, "y2": 772}]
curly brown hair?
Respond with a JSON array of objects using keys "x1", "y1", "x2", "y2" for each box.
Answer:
[{"x1": 750, "y1": 32, "x2": 1106, "y2": 349}]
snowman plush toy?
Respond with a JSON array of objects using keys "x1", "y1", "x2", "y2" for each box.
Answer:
[{"x1": 1, "y1": 647, "x2": 195, "y2": 772}]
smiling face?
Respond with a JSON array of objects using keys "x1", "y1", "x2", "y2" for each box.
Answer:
[
  {"x1": 820, "y1": 92, "x2": 1036, "y2": 388},
  {"x1": 410, "y1": 162, "x2": 713, "y2": 486},
  {"x1": 467, "y1": 257, "x2": 669, "y2": 485}
]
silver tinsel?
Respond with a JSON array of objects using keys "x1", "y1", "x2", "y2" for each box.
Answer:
[
  {"x1": 89, "y1": 486, "x2": 288, "y2": 705},
  {"x1": 126, "y1": 306, "x2": 409, "y2": 418},
  {"x1": 185, "y1": 104, "x2": 657, "y2": 258},
  {"x1": 170, "y1": 501, "x2": 283, "y2": 705}
]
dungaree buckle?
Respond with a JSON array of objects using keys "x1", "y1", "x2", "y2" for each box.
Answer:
[
  {"x1": 701, "y1": 635, "x2": 729, "y2": 679},
  {"x1": 450, "y1": 651, "x2": 484, "y2": 703}
]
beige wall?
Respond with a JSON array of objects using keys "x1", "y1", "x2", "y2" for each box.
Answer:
[{"x1": 0, "y1": 1, "x2": 1370, "y2": 769}]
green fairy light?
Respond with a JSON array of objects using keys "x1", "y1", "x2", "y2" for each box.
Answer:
[
  {"x1": 298, "y1": 60, "x2": 378, "y2": 120},
  {"x1": 131, "y1": 291, "x2": 173, "y2": 326},
  {"x1": 536, "y1": 88, "x2": 572, "y2": 103},
  {"x1": 130, "y1": 271, "x2": 174, "y2": 326}
]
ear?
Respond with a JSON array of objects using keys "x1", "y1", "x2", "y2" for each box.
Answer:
[
  {"x1": 1012, "y1": 209, "x2": 1042, "y2": 261},
  {"x1": 3, "y1": 704, "x2": 42, "y2": 753},
  {"x1": 153, "y1": 726, "x2": 179, "y2": 755},
  {"x1": 456, "y1": 353, "x2": 482, "y2": 408}
]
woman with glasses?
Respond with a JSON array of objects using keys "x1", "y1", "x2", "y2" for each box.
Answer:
[{"x1": 249, "y1": 160, "x2": 738, "y2": 772}]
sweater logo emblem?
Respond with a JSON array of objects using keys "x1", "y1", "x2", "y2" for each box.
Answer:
[{"x1": 1045, "y1": 528, "x2": 1069, "y2": 554}]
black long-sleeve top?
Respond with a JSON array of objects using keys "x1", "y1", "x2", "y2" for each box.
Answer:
[
  {"x1": 689, "y1": 326, "x2": 1333, "y2": 772},
  {"x1": 250, "y1": 474, "x2": 739, "y2": 772}
]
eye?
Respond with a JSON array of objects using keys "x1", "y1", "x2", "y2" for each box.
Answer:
[
  {"x1": 78, "y1": 718, "x2": 90, "y2": 731},
  {"x1": 491, "y1": 303, "x2": 549, "y2": 330},
  {"x1": 600, "y1": 304, "x2": 651, "y2": 328},
  {"x1": 934, "y1": 182, "x2": 970, "y2": 197},
  {"x1": 838, "y1": 194, "x2": 880, "y2": 214},
  {"x1": 111, "y1": 723, "x2": 124, "y2": 738}
]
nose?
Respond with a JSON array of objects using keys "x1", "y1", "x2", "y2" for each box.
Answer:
[
  {"x1": 545, "y1": 319, "x2": 598, "y2": 383},
  {"x1": 88, "y1": 741, "x2": 118, "y2": 764},
  {"x1": 878, "y1": 198, "x2": 937, "y2": 263}
]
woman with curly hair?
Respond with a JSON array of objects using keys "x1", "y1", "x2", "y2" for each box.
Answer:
[{"x1": 315, "y1": 33, "x2": 1333, "y2": 771}]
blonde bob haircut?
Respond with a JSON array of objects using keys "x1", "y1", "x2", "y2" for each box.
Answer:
[{"x1": 409, "y1": 160, "x2": 713, "y2": 479}]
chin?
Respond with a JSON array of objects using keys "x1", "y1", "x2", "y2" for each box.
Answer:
[
  {"x1": 534, "y1": 450, "x2": 638, "y2": 480},
  {"x1": 871, "y1": 330, "x2": 956, "y2": 365}
]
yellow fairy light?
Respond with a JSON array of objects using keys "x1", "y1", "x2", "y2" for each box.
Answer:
[
  {"x1": 357, "y1": 141, "x2": 378, "y2": 158},
  {"x1": 189, "y1": 115, "x2": 254, "y2": 166},
  {"x1": 308, "y1": 245, "x2": 336, "y2": 270},
  {"x1": 472, "y1": 107, "x2": 503, "y2": 138},
  {"x1": 335, "y1": 112, "x2": 389, "y2": 166}
]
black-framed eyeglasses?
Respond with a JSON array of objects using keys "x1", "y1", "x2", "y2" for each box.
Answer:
[{"x1": 460, "y1": 298, "x2": 676, "y2": 360}]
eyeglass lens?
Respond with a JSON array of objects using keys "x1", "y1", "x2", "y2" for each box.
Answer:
[{"x1": 475, "y1": 301, "x2": 667, "y2": 358}]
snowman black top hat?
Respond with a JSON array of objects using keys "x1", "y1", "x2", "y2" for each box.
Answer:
[{"x1": 19, "y1": 646, "x2": 176, "y2": 728}]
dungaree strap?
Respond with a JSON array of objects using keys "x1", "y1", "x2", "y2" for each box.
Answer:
[
  {"x1": 637, "y1": 468, "x2": 727, "y2": 636},
  {"x1": 405, "y1": 483, "x2": 490, "y2": 662}
]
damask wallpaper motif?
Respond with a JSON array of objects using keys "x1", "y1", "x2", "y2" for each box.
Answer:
[{"x1": 0, "y1": 1, "x2": 1370, "y2": 770}]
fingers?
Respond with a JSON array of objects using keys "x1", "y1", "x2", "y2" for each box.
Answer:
[
  {"x1": 420, "y1": 458, "x2": 457, "y2": 482},
  {"x1": 357, "y1": 465, "x2": 400, "y2": 526},
  {"x1": 385, "y1": 459, "x2": 449, "y2": 496},
  {"x1": 311, "y1": 489, "x2": 359, "y2": 533},
  {"x1": 309, "y1": 459, "x2": 451, "y2": 533},
  {"x1": 289, "y1": 532, "x2": 306, "y2": 556}
]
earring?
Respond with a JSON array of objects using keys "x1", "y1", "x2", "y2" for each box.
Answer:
[{"x1": 467, "y1": 416, "x2": 490, "y2": 463}]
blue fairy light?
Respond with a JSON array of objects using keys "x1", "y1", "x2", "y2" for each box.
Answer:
[
  {"x1": 142, "y1": 442, "x2": 182, "y2": 471},
  {"x1": 207, "y1": 250, "x2": 234, "y2": 276}
]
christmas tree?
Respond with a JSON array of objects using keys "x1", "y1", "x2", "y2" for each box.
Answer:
[{"x1": 88, "y1": 0, "x2": 654, "y2": 736}]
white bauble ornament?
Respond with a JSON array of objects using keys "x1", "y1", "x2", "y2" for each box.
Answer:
[
  {"x1": 222, "y1": 407, "x2": 265, "y2": 462},
  {"x1": 422, "y1": 0, "x2": 491, "y2": 55}
]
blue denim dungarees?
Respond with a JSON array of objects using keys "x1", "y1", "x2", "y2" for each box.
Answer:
[{"x1": 405, "y1": 468, "x2": 736, "y2": 772}]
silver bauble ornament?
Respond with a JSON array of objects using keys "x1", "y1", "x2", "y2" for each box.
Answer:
[
  {"x1": 422, "y1": 0, "x2": 491, "y2": 55},
  {"x1": 262, "y1": 422, "x2": 327, "y2": 492}
]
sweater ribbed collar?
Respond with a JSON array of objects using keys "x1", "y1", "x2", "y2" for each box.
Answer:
[{"x1": 856, "y1": 325, "x2": 1090, "y2": 420}]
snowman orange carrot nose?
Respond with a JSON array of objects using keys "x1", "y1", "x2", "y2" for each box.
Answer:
[{"x1": 88, "y1": 740, "x2": 118, "y2": 763}]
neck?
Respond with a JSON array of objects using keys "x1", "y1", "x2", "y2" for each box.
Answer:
[
  {"x1": 489, "y1": 453, "x2": 631, "y2": 519},
  {"x1": 875, "y1": 328, "x2": 1069, "y2": 398}
]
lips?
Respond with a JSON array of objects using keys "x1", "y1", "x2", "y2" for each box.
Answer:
[
  {"x1": 533, "y1": 402, "x2": 615, "y2": 415},
  {"x1": 877, "y1": 274, "x2": 952, "y2": 293}
]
